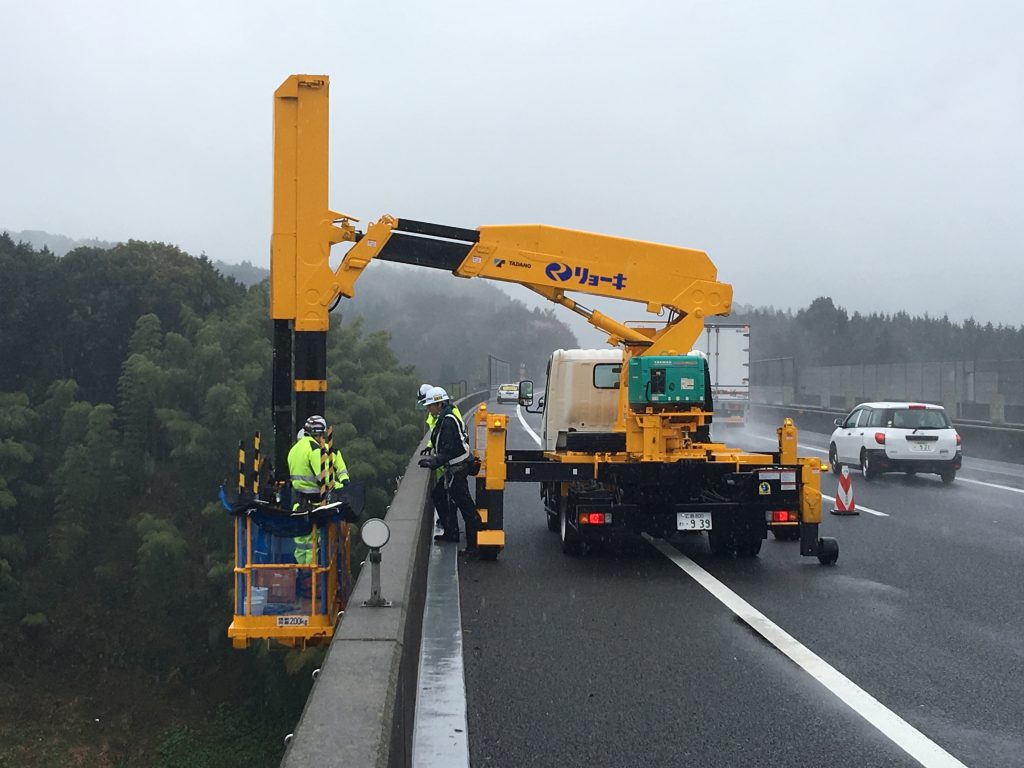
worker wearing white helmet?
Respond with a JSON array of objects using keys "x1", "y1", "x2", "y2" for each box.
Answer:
[
  {"x1": 418, "y1": 384, "x2": 464, "y2": 537},
  {"x1": 418, "y1": 387, "x2": 480, "y2": 551},
  {"x1": 416, "y1": 383, "x2": 433, "y2": 407}
]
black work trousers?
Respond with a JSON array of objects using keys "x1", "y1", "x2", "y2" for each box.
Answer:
[
  {"x1": 430, "y1": 476, "x2": 451, "y2": 531},
  {"x1": 443, "y1": 469, "x2": 481, "y2": 547}
]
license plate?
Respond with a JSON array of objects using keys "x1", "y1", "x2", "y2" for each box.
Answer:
[
  {"x1": 276, "y1": 616, "x2": 309, "y2": 627},
  {"x1": 910, "y1": 443, "x2": 934, "y2": 452},
  {"x1": 677, "y1": 512, "x2": 712, "y2": 530}
]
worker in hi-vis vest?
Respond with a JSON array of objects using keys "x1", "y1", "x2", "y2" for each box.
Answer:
[
  {"x1": 418, "y1": 387, "x2": 480, "y2": 551},
  {"x1": 418, "y1": 384, "x2": 463, "y2": 539},
  {"x1": 288, "y1": 414, "x2": 349, "y2": 567}
]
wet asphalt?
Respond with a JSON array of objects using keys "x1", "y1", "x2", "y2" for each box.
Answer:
[{"x1": 457, "y1": 405, "x2": 1024, "y2": 767}]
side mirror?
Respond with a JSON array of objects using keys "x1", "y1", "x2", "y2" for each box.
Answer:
[
  {"x1": 518, "y1": 380, "x2": 534, "y2": 406},
  {"x1": 538, "y1": 395, "x2": 545, "y2": 409},
  {"x1": 833, "y1": 418, "x2": 843, "y2": 427}
]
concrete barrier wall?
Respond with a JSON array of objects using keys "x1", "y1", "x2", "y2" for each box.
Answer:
[
  {"x1": 281, "y1": 390, "x2": 489, "y2": 768},
  {"x1": 749, "y1": 403, "x2": 1024, "y2": 464}
]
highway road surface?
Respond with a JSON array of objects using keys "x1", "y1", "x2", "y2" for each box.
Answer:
[{"x1": 416, "y1": 399, "x2": 1024, "y2": 768}]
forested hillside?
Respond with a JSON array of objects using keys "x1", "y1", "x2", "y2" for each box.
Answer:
[
  {"x1": 733, "y1": 297, "x2": 1024, "y2": 366},
  {"x1": 215, "y1": 259, "x2": 580, "y2": 386},
  {"x1": 0, "y1": 233, "x2": 423, "y2": 766}
]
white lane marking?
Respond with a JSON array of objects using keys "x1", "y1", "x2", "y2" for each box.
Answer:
[
  {"x1": 515, "y1": 404, "x2": 542, "y2": 447},
  {"x1": 649, "y1": 538, "x2": 969, "y2": 768},
  {"x1": 957, "y1": 476, "x2": 1024, "y2": 495},
  {"x1": 413, "y1": 537, "x2": 470, "y2": 766},
  {"x1": 819, "y1": 490, "x2": 889, "y2": 517}
]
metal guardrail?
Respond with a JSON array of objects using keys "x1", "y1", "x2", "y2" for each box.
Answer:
[{"x1": 280, "y1": 390, "x2": 489, "y2": 768}]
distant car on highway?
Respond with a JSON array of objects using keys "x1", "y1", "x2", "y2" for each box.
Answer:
[
  {"x1": 828, "y1": 402, "x2": 962, "y2": 483},
  {"x1": 496, "y1": 384, "x2": 519, "y2": 404}
]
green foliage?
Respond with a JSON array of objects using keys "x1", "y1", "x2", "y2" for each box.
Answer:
[
  {"x1": 155, "y1": 707, "x2": 283, "y2": 768},
  {"x1": 0, "y1": 236, "x2": 425, "y2": 764},
  {"x1": 135, "y1": 513, "x2": 190, "y2": 619},
  {"x1": 734, "y1": 297, "x2": 1024, "y2": 366}
]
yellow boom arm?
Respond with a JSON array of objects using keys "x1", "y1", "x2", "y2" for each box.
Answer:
[{"x1": 271, "y1": 75, "x2": 732, "y2": 358}]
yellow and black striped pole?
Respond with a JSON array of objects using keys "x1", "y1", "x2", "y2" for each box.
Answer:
[
  {"x1": 237, "y1": 440, "x2": 246, "y2": 497},
  {"x1": 252, "y1": 432, "x2": 261, "y2": 496},
  {"x1": 325, "y1": 425, "x2": 335, "y2": 492},
  {"x1": 317, "y1": 434, "x2": 326, "y2": 503}
]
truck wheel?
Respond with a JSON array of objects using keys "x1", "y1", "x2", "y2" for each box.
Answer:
[
  {"x1": 860, "y1": 450, "x2": 877, "y2": 481},
  {"x1": 734, "y1": 529, "x2": 762, "y2": 558},
  {"x1": 817, "y1": 537, "x2": 839, "y2": 565},
  {"x1": 560, "y1": 505, "x2": 583, "y2": 555},
  {"x1": 829, "y1": 444, "x2": 841, "y2": 475},
  {"x1": 707, "y1": 528, "x2": 731, "y2": 556},
  {"x1": 546, "y1": 511, "x2": 559, "y2": 532}
]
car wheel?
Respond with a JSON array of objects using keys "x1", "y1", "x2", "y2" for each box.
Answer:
[
  {"x1": 829, "y1": 444, "x2": 841, "y2": 475},
  {"x1": 940, "y1": 469, "x2": 956, "y2": 485},
  {"x1": 560, "y1": 504, "x2": 583, "y2": 555},
  {"x1": 860, "y1": 450, "x2": 877, "y2": 481}
]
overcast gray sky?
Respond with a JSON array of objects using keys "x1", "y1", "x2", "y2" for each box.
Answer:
[{"x1": 2, "y1": 1, "x2": 1022, "y2": 346}]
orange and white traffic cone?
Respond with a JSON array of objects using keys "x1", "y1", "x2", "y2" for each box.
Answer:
[{"x1": 830, "y1": 465, "x2": 859, "y2": 515}]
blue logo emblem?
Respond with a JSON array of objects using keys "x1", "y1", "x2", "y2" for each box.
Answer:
[{"x1": 544, "y1": 262, "x2": 627, "y2": 291}]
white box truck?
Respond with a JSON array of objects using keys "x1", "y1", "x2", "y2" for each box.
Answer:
[{"x1": 691, "y1": 323, "x2": 750, "y2": 427}]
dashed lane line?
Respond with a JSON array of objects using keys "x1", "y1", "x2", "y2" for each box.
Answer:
[
  {"x1": 649, "y1": 538, "x2": 969, "y2": 768},
  {"x1": 956, "y1": 476, "x2": 1024, "y2": 494}
]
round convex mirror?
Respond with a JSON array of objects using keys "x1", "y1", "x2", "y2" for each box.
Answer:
[{"x1": 360, "y1": 518, "x2": 391, "y2": 549}]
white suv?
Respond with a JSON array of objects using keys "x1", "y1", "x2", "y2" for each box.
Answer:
[
  {"x1": 828, "y1": 402, "x2": 962, "y2": 484},
  {"x1": 496, "y1": 384, "x2": 520, "y2": 404}
]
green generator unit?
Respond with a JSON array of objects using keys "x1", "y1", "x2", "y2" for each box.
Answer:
[{"x1": 627, "y1": 355, "x2": 706, "y2": 407}]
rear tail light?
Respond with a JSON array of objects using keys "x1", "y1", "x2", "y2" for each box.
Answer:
[
  {"x1": 579, "y1": 512, "x2": 613, "y2": 525},
  {"x1": 771, "y1": 510, "x2": 797, "y2": 523},
  {"x1": 956, "y1": 433, "x2": 961, "y2": 446},
  {"x1": 874, "y1": 432, "x2": 886, "y2": 445}
]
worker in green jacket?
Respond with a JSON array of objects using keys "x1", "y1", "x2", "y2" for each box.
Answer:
[{"x1": 289, "y1": 414, "x2": 350, "y2": 567}]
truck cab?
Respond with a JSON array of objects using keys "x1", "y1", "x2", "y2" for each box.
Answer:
[{"x1": 541, "y1": 349, "x2": 623, "y2": 451}]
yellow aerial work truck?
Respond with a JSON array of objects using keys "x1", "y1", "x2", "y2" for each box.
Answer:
[
  {"x1": 264, "y1": 73, "x2": 835, "y2": 563},
  {"x1": 228, "y1": 73, "x2": 838, "y2": 646}
]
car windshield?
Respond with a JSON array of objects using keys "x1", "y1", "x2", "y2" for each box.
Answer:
[{"x1": 890, "y1": 408, "x2": 951, "y2": 429}]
